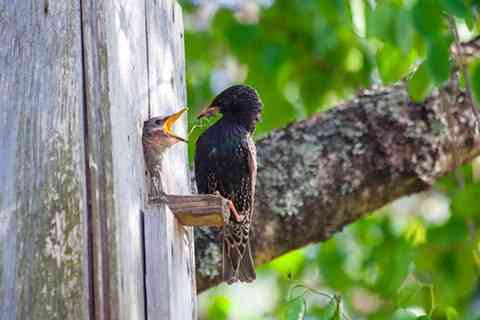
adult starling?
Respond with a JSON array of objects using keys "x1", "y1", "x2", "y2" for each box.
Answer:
[
  {"x1": 195, "y1": 85, "x2": 262, "y2": 283},
  {"x1": 143, "y1": 108, "x2": 187, "y2": 199}
]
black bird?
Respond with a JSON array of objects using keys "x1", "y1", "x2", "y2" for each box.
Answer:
[{"x1": 195, "y1": 84, "x2": 262, "y2": 283}]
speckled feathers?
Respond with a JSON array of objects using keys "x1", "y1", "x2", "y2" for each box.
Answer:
[{"x1": 195, "y1": 85, "x2": 261, "y2": 283}]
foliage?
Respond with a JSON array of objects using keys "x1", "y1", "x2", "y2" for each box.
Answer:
[{"x1": 180, "y1": 0, "x2": 480, "y2": 319}]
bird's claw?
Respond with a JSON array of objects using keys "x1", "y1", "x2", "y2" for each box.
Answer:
[
  {"x1": 227, "y1": 200, "x2": 244, "y2": 223},
  {"x1": 149, "y1": 190, "x2": 169, "y2": 204},
  {"x1": 213, "y1": 191, "x2": 244, "y2": 223},
  {"x1": 233, "y1": 214, "x2": 244, "y2": 223}
]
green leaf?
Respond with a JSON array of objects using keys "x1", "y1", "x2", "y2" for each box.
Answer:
[
  {"x1": 393, "y1": 309, "x2": 418, "y2": 320},
  {"x1": 206, "y1": 296, "x2": 231, "y2": 320},
  {"x1": 367, "y1": 2, "x2": 395, "y2": 43},
  {"x1": 408, "y1": 62, "x2": 434, "y2": 102},
  {"x1": 451, "y1": 182, "x2": 480, "y2": 218},
  {"x1": 470, "y1": 59, "x2": 480, "y2": 109},
  {"x1": 445, "y1": 306, "x2": 459, "y2": 320},
  {"x1": 412, "y1": 0, "x2": 444, "y2": 40},
  {"x1": 279, "y1": 297, "x2": 306, "y2": 320},
  {"x1": 268, "y1": 249, "x2": 305, "y2": 279},
  {"x1": 438, "y1": 0, "x2": 468, "y2": 18},
  {"x1": 397, "y1": 277, "x2": 421, "y2": 306},
  {"x1": 395, "y1": 9, "x2": 414, "y2": 53},
  {"x1": 465, "y1": 10, "x2": 475, "y2": 30},
  {"x1": 377, "y1": 44, "x2": 416, "y2": 84},
  {"x1": 405, "y1": 219, "x2": 427, "y2": 246},
  {"x1": 317, "y1": 297, "x2": 341, "y2": 320},
  {"x1": 426, "y1": 38, "x2": 452, "y2": 85},
  {"x1": 417, "y1": 316, "x2": 431, "y2": 320}
]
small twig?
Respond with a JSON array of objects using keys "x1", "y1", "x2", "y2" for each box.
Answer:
[
  {"x1": 426, "y1": 284, "x2": 435, "y2": 316},
  {"x1": 289, "y1": 284, "x2": 351, "y2": 320},
  {"x1": 289, "y1": 284, "x2": 333, "y2": 300},
  {"x1": 187, "y1": 116, "x2": 214, "y2": 138}
]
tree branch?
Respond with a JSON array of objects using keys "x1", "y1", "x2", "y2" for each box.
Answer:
[{"x1": 194, "y1": 37, "x2": 480, "y2": 292}]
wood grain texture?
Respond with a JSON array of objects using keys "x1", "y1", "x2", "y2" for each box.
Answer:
[
  {"x1": 2, "y1": 0, "x2": 194, "y2": 318},
  {"x1": 164, "y1": 194, "x2": 229, "y2": 227},
  {"x1": 0, "y1": 1, "x2": 89, "y2": 319},
  {"x1": 81, "y1": 0, "x2": 154, "y2": 318},
  {"x1": 144, "y1": 0, "x2": 197, "y2": 319}
]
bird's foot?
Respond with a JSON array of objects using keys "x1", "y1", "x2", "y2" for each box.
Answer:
[
  {"x1": 227, "y1": 200, "x2": 244, "y2": 223},
  {"x1": 213, "y1": 191, "x2": 244, "y2": 223}
]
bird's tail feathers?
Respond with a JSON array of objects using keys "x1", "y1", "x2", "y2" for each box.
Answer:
[
  {"x1": 222, "y1": 228, "x2": 256, "y2": 284},
  {"x1": 236, "y1": 241, "x2": 256, "y2": 282}
]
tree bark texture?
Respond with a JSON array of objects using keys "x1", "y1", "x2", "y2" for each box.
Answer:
[{"x1": 195, "y1": 37, "x2": 480, "y2": 292}]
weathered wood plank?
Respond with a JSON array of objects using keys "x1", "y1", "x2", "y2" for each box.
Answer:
[
  {"x1": 81, "y1": 0, "x2": 149, "y2": 319},
  {"x1": 144, "y1": 0, "x2": 197, "y2": 319},
  {"x1": 1, "y1": 1, "x2": 193, "y2": 319},
  {"x1": 143, "y1": 205, "x2": 171, "y2": 319},
  {"x1": 0, "y1": 1, "x2": 89, "y2": 319},
  {"x1": 160, "y1": 194, "x2": 229, "y2": 227}
]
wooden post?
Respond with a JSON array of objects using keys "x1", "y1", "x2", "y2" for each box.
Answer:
[
  {"x1": 0, "y1": 2, "x2": 89, "y2": 319},
  {"x1": 143, "y1": 1, "x2": 197, "y2": 319},
  {"x1": 1, "y1": 0, "x2": 197, "y2": 319}
]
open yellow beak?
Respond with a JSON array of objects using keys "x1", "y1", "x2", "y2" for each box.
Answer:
[
  {"x1": 197, "y1": 105, "x2": 220, "y2": 119},
  {"x1": 163, "y1": 108, "x2": 188, "y2": 142}
]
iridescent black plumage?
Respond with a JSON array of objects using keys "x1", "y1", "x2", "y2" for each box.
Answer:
[{"x1": 195, "y1": 85, "x2": 262, "y2": 283}]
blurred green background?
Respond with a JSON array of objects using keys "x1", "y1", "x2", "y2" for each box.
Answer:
[{"x1": 179, "y1": 0, "x2": 480, "y2": 319}]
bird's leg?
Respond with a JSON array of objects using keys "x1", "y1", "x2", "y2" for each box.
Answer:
[
  {"x1": 227, "y1": 200, "x2": 244, "y2": 223},
  {"x1": 213, "y1": 191, "x2": 244, "y2": 223},
  {"x1": 149, "y1": 174, "x2": 168, "y2": 203},
  {"x1": 149, "y1": 190, "x2": 168, "y2": 204},
  {"x1": 230, "y1": 203, "x2": 244, "y2": 223},
  {"x1": 151, "y1": 175, "x2": 161, "y2": 195}
]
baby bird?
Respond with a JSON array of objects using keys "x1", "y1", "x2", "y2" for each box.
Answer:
[{"x1": 143, "y1": 108, "x2": 187, "y2": 199}]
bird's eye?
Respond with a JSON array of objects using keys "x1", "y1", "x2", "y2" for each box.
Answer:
[{"x1": 155, "y1": 119, "x2": 162, "y2": 125}]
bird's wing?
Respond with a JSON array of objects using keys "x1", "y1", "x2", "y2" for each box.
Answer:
[
  {"x1": 223, "y1": 137, "x2": 256, "y2": 282},
  {"x1": 244, "y1": 135, "x2": 257, "y2": 221},
  {"x1": 195, "y1": 129, "x2": 256, "y2": 218},
  {"x1": 220, "y1": 139, "x2": 253, "y2": 217}
]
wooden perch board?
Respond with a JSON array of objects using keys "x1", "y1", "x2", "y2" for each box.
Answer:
[{"x1": 151, "y1": 194, "x2": 230, "y2": 227}]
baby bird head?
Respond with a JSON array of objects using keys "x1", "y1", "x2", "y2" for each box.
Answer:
[{"x1": 143, "y1": 108, "x2": 188, "y2": 151}]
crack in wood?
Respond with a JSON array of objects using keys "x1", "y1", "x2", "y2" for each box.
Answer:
[{"x1": 79, "y1": 1, "x2": 96, "y2": 318}]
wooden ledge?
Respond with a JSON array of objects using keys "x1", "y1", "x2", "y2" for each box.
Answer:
[{"x1": 150, "y1": 194, "x2": 230, "y2": 227}]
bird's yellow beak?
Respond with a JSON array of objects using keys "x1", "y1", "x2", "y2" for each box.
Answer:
[
  {"x1": 197, "y1": 105, "x2": 220, "y2": 119},
  {"x1": 163, "y1": 108, "x2": 188, "y2": 142}
]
